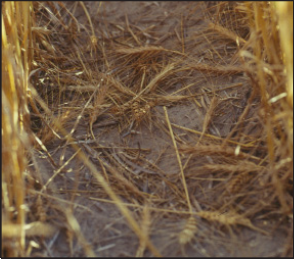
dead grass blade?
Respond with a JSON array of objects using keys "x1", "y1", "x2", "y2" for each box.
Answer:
[
  {"x1": 116, "y1": 46, "x2": 165, "y2": 56},
  {"x1": 163, "y1": 106, "x2": 192, "y2": 213},
  {"x1": 135, "y1": 204, "x2": 151, "y2": 257},
  {"x1": 65, "y1": 209, "x2": 96, "y2": 257},
  {"x1": 144, "y1": 63, "x2": 175, "y2": 94}
]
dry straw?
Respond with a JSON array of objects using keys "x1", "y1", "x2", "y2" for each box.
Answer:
[
  {"x1": 2, "y1": 2, "x2": 34, "y2": 256},
  {"x1": 178, "y1": 216, "x2": 198, "y2": 245},
  {"x1": 197, "y1": 210, "x2": 269, "y2": 235},
  {"x1": 2, "y1": 1, "x2": 293, "y2": 257}
]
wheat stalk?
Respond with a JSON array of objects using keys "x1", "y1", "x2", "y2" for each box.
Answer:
[
  {"x1": 116, "y1": 46, "x2": 165, "y2": 56},
  {"x1": 197, "y1": 210, "x2": 268, "y2": 235},
  {"x1": 227, "y1": 172, "x2": 254, "y2": 194},
  {"x1": 164, "y1": 106, "x2": 192, "y2": 213}
]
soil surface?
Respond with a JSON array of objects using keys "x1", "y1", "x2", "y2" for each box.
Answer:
[{"x1": 27, "y1": 1, "x2": 292, "y2": 257}]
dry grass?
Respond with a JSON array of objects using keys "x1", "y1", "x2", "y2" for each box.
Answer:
[
  {"x1": 178, "y1": 216, "x2": 198, "y2": 245},
  {"x1": 2, "y1": 1, "x2": 293, "y2": 257}
]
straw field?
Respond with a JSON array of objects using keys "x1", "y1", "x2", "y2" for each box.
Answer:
[{"x1": 2, "y1": 1, "x2": 293, "y2": 257}]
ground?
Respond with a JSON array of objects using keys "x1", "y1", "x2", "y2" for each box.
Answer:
[{"x1": 25, "y1": 1, "x2": 292, "y2": 257}]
